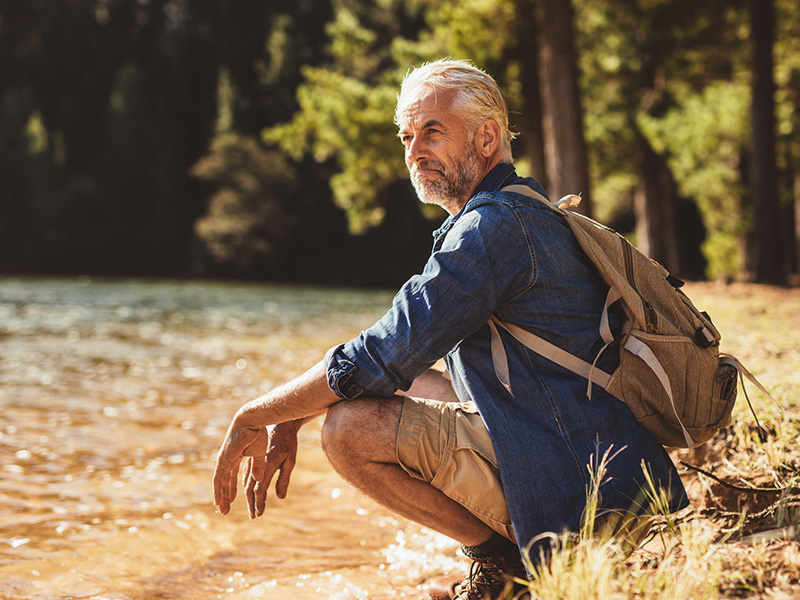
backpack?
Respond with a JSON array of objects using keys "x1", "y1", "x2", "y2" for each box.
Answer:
[{"x1": 489, "y1": 184, "x2": 773, "y2": 448}]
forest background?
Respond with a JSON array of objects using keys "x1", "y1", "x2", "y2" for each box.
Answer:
[{"x1": 1, "y1": 0, "x2": 799, "y2": 288}]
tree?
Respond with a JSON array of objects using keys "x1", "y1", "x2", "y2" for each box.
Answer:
[
  {"x1": 511, "y1": 0, "x2": 548, "y2": 188},
  {"x1": 749, "y1": 0, "x2": 782, "y2": 282},
  {"x1": 537, "y1": 0, "x2": 592, "y2": 214},
  {"x1": 0, "y1": 0, "x2": 220, "y2": 275},
  {"x1": 577, "y1": 0, "x2": 754, "y2": 279},
  {"x1": 193, "y1": 134, "x2": 300, "y2": 271},
  {"x1": 632, "y1": 132, "x2": 680, "y2": 274},
  {"x1": 264, "y1": 0, "x2": 429, "y2": 233}
]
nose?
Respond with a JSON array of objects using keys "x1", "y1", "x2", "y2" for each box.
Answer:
[{"x1": 406, "y1": 135, "x2": 426, "y2": 166}]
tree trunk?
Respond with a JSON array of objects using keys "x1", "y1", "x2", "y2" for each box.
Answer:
[
  {"x1": 633, "y1": 132, "x2": 681, "y2": 274},
  {"x1": 513, "y1": 0, "x2": 547, "y2": 189},
  {"x1": 749, "y1": 0, "x2": 782, "y2": 283},
  {"x1": 536, "y1": 0, "x2": 592, "y2": 215},
  {"x1": 794, "y1": 170, "x2": 800, "y2": 280}
]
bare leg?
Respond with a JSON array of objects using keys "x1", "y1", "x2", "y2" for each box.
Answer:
[{"x1": 321, "y1": 395, "x2": 494, "y2": 547}]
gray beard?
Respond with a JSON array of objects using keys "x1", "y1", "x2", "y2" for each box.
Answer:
[{"x1": 410, "y1": 145, "x2": 483, "y2": 211}]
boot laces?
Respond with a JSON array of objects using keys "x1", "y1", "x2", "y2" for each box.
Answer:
[{"x1": 454, "y1": 558, "x2": 515, "y2": 599}]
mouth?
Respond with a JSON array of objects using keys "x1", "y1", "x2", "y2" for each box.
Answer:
[{"x1": 411, "y1": 164, "x2": 444, "y2": 178}]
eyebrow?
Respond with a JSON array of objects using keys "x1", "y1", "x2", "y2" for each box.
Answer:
[{"x1": 397, "y1": 119, "x2": 446, "y2": 139}]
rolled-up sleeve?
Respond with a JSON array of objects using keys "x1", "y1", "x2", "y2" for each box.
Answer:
[
  {"x1": 324, "y1": 201, "x2": 534, "y2": 400},
  {"x1": 324, "y1": 344, "x2": 365, "y2": 399}
]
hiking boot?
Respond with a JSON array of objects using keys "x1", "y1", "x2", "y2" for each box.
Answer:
[{"x1": 425, "y1": 555, "x2": 529, "y2": 600}]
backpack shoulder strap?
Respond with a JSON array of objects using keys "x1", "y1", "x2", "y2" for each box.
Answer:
[
  {"x1": 500, "y1": 184, "x2": 582, "y2": 210},
  {"x1": 489, "y1": 316, "x2": 613, "y2": 393},
  {"x1": 500, "y1": 184, "x2": 550, "y2": 205}
]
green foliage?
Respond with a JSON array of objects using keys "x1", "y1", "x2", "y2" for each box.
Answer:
[
  {"x1": 193, "y1": 134, "x2": 299, "y2": 269},
  {"x1": 638, "y1": 81, "x2": 750, "y2": 280},
  {"x1": 394, "y1": 0, "x2": 515, "y2": 70},
  {"x1": 775, "y1": 0, "x2": 800, "y2": 213},
  {"x1": 265, "y1": 0, "x2": 523, "y2": 234},
  {"x1": 574, "y1": 0, "x2": 767, "y2": 278},
  {"x1": 261, "y1": 0, "x2": 437, "y2": 233},
  {"x1": 2, "y1": 0, "x2": 800, "y2": 281},
  {"x1": 265, "y1": 68, "x2": 405, "y2": 233},
  {"x1": 574, "y1": 0, "x2": 642, "y2": 223}
]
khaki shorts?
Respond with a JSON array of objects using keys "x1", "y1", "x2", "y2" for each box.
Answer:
[{"x1": 396, "y1": 388, "x2": 515, "y2": 542}]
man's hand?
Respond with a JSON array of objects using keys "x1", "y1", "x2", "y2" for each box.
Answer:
[
  {"x1": 243, "y1": 422, "x2": 300, "y2": 519},
  {"x1": 212, "y1": 416, "x2": 269, "y2": 516},
  {"x1": 211, "y1": 361, "x2": 339, "y2": 516}
]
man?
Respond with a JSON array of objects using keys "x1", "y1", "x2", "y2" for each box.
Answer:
[{"x1": 212, "y1": 59, "x2": 686, "y2": 600}]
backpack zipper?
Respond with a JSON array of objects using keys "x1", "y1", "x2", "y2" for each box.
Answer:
[
  {"x1": 643, "y1": 300, "x2": 659, "y2": 333},
  {"x1": 621, "y1": 239, "x2": 658, "y2": 333}
]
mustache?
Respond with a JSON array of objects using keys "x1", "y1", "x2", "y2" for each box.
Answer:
[{"x1": 410, "y1": 160, "x2": 446, "y2": 175}]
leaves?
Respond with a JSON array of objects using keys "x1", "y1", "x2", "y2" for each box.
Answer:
[{"x1": 193, "y1": 134, "x2": 299, "y2": 268}]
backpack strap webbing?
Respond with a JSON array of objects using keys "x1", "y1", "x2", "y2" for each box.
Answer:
[
  {"x1": 489, "y1": 316, "x2": 613, "y2": 392},
  {"x1": 494, "y1": 184, "x2": 696, "y2": 447},
  {"x1": 720, "y1": 354, "x2": 781, "y2": 440},
  {"x1": 489, "y1": 314, "x2": 695, "y2": 448},
  {"x1": 500, "y1": 184, "x2": 550, "y2": 205}
]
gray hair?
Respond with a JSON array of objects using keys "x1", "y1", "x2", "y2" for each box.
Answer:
[{"x1": 395, "y1": 59, "x2": 516, "y2": 162}]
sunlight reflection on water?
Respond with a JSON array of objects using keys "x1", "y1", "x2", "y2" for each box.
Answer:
[{"x1": 0, "y1": 277, "x2": 465, "y2": 599}]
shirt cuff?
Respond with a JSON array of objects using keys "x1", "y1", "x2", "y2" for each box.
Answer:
[{"x1": 324, "y1": 344, "x2": 365, "y2": 400}]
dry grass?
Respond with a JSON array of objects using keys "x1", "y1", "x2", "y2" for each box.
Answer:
[{"x1": 519, "y1": 282, "x2": 800, "y2": 600}]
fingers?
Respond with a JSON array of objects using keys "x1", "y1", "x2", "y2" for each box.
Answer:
[
  {"x1": 242, "y1": 455, "x2": 253, "y2": 490},
  {"x1": 212, "y1": 453, "x2": 242, "y2": 516},
  {"x1": 244, "y1": 456, "x2": 270, "y2": 519},
  {"x1": 245, "y1": 457, "x2": 272, "y2": 519},
  {"x1": 250, "y1": 453, "x2": 267, "y2": 482},
  {"x1": 242, "y1": 447, "x2": 296, "y2": 518},
  {"x1": 212, "y1": 425, "x2": 268, "y2": 515},
  {"x1": 244, "y1": 457, "x2": 268, "y2": 519},
  {"x1": 252, "y1": 476, "x2": 268, "y2": 517},
  {"x1": 274, "y1": 453, "x2": 296, "y2": 499},
  {"x1": 244, "y1": 457, "x2": 258, "y2": 519},
  {"x1": 250, "y1": 459, "x2": 290, "y2": 516},
  {"x1": 268, "y1": 423, "x2": 299, "y2": 500},
  {"x1": 246, "y1": 455, "x2": 279, "y2": 518},
  {"x1": 214, "y1": 422, "x2": 300, "y2": 518}
]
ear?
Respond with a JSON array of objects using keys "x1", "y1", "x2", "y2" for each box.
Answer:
[{"x1": 473, "y1": 118, "x2": 502, "y2": 158}]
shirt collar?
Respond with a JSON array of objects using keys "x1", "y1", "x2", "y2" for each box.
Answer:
[{"x1": 472, "y1": 162, "x2": 517, "y2": 195}]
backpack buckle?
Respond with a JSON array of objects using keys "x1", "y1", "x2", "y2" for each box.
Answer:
[{"x1": 695, "y1": 326, "x2": 715, "y2": 348}]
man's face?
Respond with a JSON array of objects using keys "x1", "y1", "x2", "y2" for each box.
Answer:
[{"x1": 397, "y1": 88, "x2": 484, "y2": 215}]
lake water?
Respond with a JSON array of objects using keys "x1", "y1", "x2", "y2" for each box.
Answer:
[{"x1": 0, "y1": 278, "x2": 467, "y2": 599}]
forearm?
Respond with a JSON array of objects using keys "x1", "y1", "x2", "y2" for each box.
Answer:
[{"x1": 232, "y1": 361, "x2": 339, "y2": 430}]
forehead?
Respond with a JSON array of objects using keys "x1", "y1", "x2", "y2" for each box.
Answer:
[{"x1": 397, "y1": 86, "x2": 462, "y2": 131}]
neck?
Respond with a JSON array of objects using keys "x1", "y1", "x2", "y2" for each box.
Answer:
[{"x1": 444, "y1": 157, "x2": 504, "y2": 216}]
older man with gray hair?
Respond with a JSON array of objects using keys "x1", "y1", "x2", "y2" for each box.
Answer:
[{"x1": 213, "y1": 59, "x2": 686, "y2": 600}]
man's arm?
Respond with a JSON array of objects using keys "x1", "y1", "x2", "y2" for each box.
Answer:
[{"x1": 212, "y1": 360, "x2": 340, "y2": 515}]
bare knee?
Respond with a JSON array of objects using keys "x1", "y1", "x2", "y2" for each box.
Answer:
[
  {"x1": 321, "y1": 398, "x2": 402, "y2": 468},
  {"x1": 320, "y1": 400, "x2": 356, "y2": 458}
]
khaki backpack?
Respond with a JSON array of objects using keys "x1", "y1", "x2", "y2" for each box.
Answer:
[{"x1": 489, "y1": 185, "x2": 773, "y2": 448}]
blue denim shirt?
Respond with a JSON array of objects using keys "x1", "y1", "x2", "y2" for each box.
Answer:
[{"x1": 325, "y1": 163, "x2": 686, "y2": 554}]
